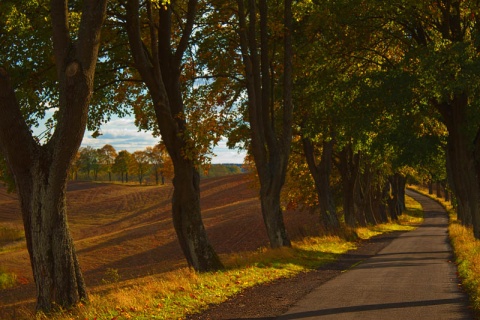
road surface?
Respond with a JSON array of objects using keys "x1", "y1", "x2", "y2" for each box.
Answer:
[{"x1": 278, "y1": 190, "x2": 473, "y2": 320}]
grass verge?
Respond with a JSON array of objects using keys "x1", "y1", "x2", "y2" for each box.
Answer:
[
  {"x1": 28, "y1": 196, "x2": 422, "y2": 320},
  {"x1": 408, "y1": 185, "x2": 480, "y2": 317}
]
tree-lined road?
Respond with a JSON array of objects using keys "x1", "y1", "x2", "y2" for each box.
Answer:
[{"x1": 278, "y1": 190, "x2": 472, "y2": 320}]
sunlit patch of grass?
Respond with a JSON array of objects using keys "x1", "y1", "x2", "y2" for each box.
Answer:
[
  {"x1": 0, "y1": 267, "x2": 17, "y2": 290},
  {"x1": 0, "y1": 226, "x2": 24, "y2": 243},
  {"x1": 408, "y1": 185, "x2": 480, "y2": 317},
  {"x1": 34, "y1": 196, "x2": 424, "y2": 320},
  {"x1": 356, "y1": 195, "x2": 423, "y2": 240}
]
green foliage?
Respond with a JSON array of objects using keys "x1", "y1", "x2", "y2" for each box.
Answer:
[
  {"x1": 200, "y1": 164, "x2": 244, "y2": 178},
  {"x1": 0, "y1": 267, "x2": 16, "y2": 290}
]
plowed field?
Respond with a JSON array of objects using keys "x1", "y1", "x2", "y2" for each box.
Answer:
[{"x1": 0, "y1": 174, "x2": 319, "y2": 317}]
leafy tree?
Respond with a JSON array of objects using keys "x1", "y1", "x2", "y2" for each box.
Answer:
[
  {"x1": 98, "y1": 144, "x2": 118, "y2": 182},
  {"x1": 132, "y1": 150, "x2": 150, "y2": 184},
  {"x1": 145, "y1": 143, "x2": 166, "y2": 185},
  {"x1": 233, "y1": 0, "x2": 294, "y2": 248},
  {"x1": 124, "y1": 0, "x2": 223, "y2": 271},
  {"x1": 113, "y1": 150, "x2": 132, "y2": 183},
  {"x1": 0, "y1": 0, "x2": 108, "y2": 312},
  {"x1": 346, "y1": 0, "x2": 480, "y2": 236},
  {"x1": 78, "y1": 146, "x2": 100, "y2": 180}
]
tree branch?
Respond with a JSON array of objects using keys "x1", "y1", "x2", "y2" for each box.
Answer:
[{"x1": 0, "y1": 67, "x2": 35, "y2": 171}]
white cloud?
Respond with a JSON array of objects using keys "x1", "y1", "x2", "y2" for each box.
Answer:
[{"x1": 81, "y1": 116, "x2": 246, "y2": 164}]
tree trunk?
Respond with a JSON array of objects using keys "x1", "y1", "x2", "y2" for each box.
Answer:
[
  {"x1": 436, "y1": 181, "x2": 442, "y2": 198},
  {"x1": 389, "y1": 173, "x2": 405, "y2": 217},
  {"x1": 17, "y1": 161, "x2": 87, "y2": 312},
  {"x1": 125, "y1": 0, "x2": 223, "y2": 271},
  {"x1": 259, "y1": 172, "x2": 291, "y2": 248},
  {"x1": 396, "y1": 173, "x2": 406, "y2": 213},
  {"x1": 302, "y1": 137, "x2": 340, "y2": 233},
  {"x1": 235, "y1": 0, "x2": 293, "y2": 248},
  {"x1": 172, "y1": 160, "x2": 223, "y2": 271},
  {"x1": 0, "y1": 0, "x2": 107, "y2": 311},
  {"x1": 436, "y1": 94, "x2": 479, "y2": 234},
  {"x1": 337, "y1": 145, "x2": 360, "y2": 228}
]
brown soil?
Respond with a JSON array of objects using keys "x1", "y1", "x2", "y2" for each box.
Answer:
[{"x1": 0, "y1": 174, "x2": 323, "y2": 318}]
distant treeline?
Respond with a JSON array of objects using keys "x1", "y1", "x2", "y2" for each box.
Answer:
[{"x1": 199, "y1": 164, "x2": 245, "y2": 178}]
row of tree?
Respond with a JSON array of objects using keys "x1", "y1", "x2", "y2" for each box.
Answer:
[
  {"x1": 72, "y1": 144, "x2": 172, "y2": 184},
  {"x1": 71, "y1": 144, "x2": 242, "y2": 183},
  {"x1": 1, "y1": 0, "x2": 478, "y2": 314}
]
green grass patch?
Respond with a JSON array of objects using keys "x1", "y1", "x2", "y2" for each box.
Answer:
[
  {"x1": 33, "y1": 197, "x2": 423, "y2": 320},
  {"x1": 0, "y1": 267, "x2": 17, "y2": 290}
]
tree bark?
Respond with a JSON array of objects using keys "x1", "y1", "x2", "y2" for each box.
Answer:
[
  {"x1": 17, "y1": 162, "x2": 87, "y2": 312},
  {"x1": 428, "y1": 179, "x2": 433, "y2": 195},
  {"x1": 388, "y1": 173, "x2": 406, "y2": 219},
  {"x1": 337, "y1": 145, "x2": 360, "y2": 228},
  {"x1": 302, "y1": 137, "x2": 340, "y2": 233},
  {"x1": 125, "y1": 0, "x2": 223, "y2": 271},
  {"x1": 436, "y1": 181, "x2": 442, "y2": 198},
  {"x1": 235, "y1": 0, "x2": 293, "y2": 247},
  {"x1": 0, "y1": 0, "x2": 107, "y2": 311},
  {"x1": 436, "y1": 94, "x2": 479, "y2": 234},
  {"x1": 172, "y1": 161, "x2": 222, "y2": 270}
]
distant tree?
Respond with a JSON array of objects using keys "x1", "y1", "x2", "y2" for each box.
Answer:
[
  {"x1": 0, "y1": 0, "x2": 108, "y2": 312},
  {"x1": 145, "y1": 144, "x2": 165, "y2": 185},
  {"x1": 78, "y1": 146, "x2": 100, "y2": 180},
  {"x1": 132, "y1": 150, "x2": 150, "y2": 184},
  {"x1": 113, "y1": 150, "x2": 132, "y2": 183},
  {"x1": 98, "y1": 144, "x2": 117, "y2": 181}
]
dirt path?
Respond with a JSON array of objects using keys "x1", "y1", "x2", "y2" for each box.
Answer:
[{"x1": 277, "y1": 190, "x2": 472, "y2": 320}]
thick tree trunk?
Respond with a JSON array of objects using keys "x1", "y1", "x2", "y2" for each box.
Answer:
[
  {"x1": 388, "y1": 174, "x2": 405, "y2": 219},
  {"x1": 302, "y1": 138, "x2": 340, "y2": 233},
  {"x1": 0, "y1": 0, "x2": 107, "y2": 311},
  {"x1": 396, "y1": 173, "x2": 406, "y2": 213},
  {"x1": 437, "y1": 95, "x2": 479, "y2": 234},
  {"x1": 436, "y1": 182, "x2": 442, "y2": 198},
  {"x1": 17, "y1": 161, "x2": 87, "y2": 312},
  {"x1": 428, "y1": 180, "x2": 433, "y2": 195},
  {"x1": 235, "y1": 0, "x2": 293, "y2": 248},
  {"x1": 126, "y1": 0, "x2": 223, "y2": 271},
  {"x1": 171, "y1": 160, "x2": 223, "y2": 271},
  {"x1": 337, "y1": 145, "x2": 360, "y2": 228},
  {"x1": 259, "y1": 175, "x2": 291, "y2": 248}
]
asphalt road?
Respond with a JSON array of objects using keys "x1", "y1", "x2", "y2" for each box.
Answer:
[{"x1": 277, "y1": 190, "x2": 473, "y2": 320}]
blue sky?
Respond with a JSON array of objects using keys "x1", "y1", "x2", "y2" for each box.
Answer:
[{"x1": 33, "y1": 110, "x2": 246, "y2": 164}]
